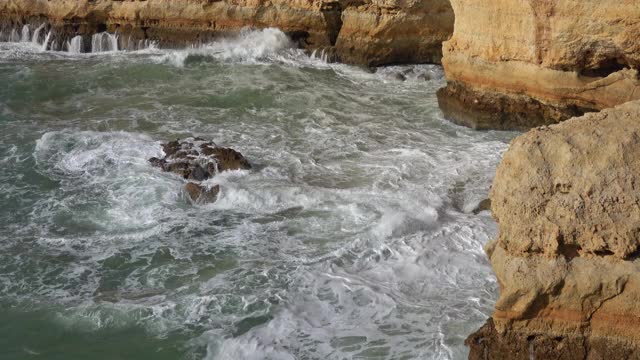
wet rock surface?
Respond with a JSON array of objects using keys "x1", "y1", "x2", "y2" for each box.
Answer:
[
  {"x1": 436, "y1": 81, "x2": 597, "y2": 131},
  {"x1": 184, "y1": 183, "x2": 220, "y2": 204},
  {"x1": 471, "y1": 198, "x2": 491, "y2": 215},
  {"x1": 149, "y1": 137, "x2": 250, "y2": 204}
]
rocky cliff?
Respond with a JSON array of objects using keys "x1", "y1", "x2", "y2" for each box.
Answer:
[
  {"x1": 0, "y1": 0, "x2": 342, "y2": 50},
  {"x1": 0, "y1": 0, "x2": 453, "y2": 65},
  {"x1": 437, "y1": 0, "x2": 640, "y2": 130},
  {"x1": 335, "y1": 0, "x2": 453, "y2": 66},
  {"x1": 468, "y1": 101, "x2": 640, "y2": 359}
]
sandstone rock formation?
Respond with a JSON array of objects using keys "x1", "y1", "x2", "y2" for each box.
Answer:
[
  {"x1": 335, "y1": 0, "x2": 453, "y2": 66},
  {"x1": 468, "y1": 101, "x2": 640, "y2": 359},
  {"x1": 438, "y1": 0, "x2": 640, "y2": 130},
  {"x1": 0, "y1": 0, "x2": 454, "y2": 66},
  {"x1": 149, "y1": 138, "x2": 250, "y2": 204},
  {"x1": 0, "y1": 0, "x2": 341, "y2": 50}
]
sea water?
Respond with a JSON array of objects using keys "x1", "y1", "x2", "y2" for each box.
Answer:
[{"x1": 0, "y1": 28, "x2": 516, "y2": 359}]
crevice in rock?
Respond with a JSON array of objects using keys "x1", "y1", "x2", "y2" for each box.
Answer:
[
  {"x1": 559, "y1": 244, "x2": 581, "y2": 261},
  {"x1": 528, "y1": 0, "x2": 555, "y2": 64},
  {"x1": 287, "y1": 30, "x2": 310, "y2": 47},
  {"x1": 627, "y1": 247, "x2": 640, "y2": 260},
  {"x1": 593, "y1": 249, "x2": 615, "y2": 257},
  {"x1": 320, "y1": 1, "x2": 343, "y2": 46},
  {"x1": 580, "y1": 57, "x2": 630, "y2": 78}
]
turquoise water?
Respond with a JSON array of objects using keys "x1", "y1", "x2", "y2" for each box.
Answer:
[{"x1": 0, "y1": 28, "x2": 515, "y2": 359}]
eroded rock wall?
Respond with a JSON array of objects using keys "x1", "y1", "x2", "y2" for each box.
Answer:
[
  {"x1": 438, "y1": 0, "x2": 640, "y2": 130},
  {"x1": 468, "y1": 101, "x2": 640, "y2": 359},
  {"x1": 335, "y1": 0, "x2": 453, "y2": 66},
  {"x1": 0, "y1": 0, "x2": 454, "y2": 65},
  {"x1": 0, "y1": 0, "x2": 341, "y2": 49}
]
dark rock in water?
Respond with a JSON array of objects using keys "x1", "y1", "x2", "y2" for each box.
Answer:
[
  {"x1": 162, "y1": 140, "x2": 180, "y2": 157},
  {"x1": 164, "y1": 161, "x2": 190, "y2": 178},
  {"x1": 150, "y1": 137, "x2": 251, "y2": 179},
  {"x1": 185, "y1": 182, "x2": 220, "y2": 203},
  {"x1": 173, "y1": 149, "x2": 199, "y2": 159},
  {"x1": 189, "y1": 164, "x2": 208, "y2": 181},
  {"x1": 201, "y1": 146, "x2": 252, "y2": 172},
  {"x1": 417, "y1": 73, "x2": 432, "y2": 81},
  {"x1": 149, "y1": 137, "x2": 250, "y2": 205},
  {"x1": 149, "y1": 157, "x2": 166, "y2": 168},
  {"x1": 472, "y1": 198, "x2": 491, "y2": 214},
  {"x1": 392, "y1": 72, "x2": 407, "y2": 81}
]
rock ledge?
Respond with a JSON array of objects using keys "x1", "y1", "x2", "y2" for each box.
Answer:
[{"x1": 469, "y1": 101, "x2": 640, "y2": 359}]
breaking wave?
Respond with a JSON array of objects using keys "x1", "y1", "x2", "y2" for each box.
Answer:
[{"x1": 0, "y1": 30, "x2": 514, "y2": 359}]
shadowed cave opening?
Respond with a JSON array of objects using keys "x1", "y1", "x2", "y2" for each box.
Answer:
[{"x1": 580, "y1": 56, "x2": 630, "y2": 78}]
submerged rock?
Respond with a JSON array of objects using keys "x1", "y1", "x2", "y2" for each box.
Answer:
[
  {"x1": 150, "y1": 137, "x2": 250, "y2": 204},
  {"x1": 184, "y1": 182, "x2": 220, "y2": 204},
  {"x1": 468, "y1": 101, "x2": 640, "y2": 358},
  {"x1": 200, "y1": 145, "x2": 251, "y2": 172},
  {"x1": 391, "y1": 72, "x2": 407, "y2": 82},
  {"x1": 471, "y1": 198, "x2": 491, "y2": 215}
]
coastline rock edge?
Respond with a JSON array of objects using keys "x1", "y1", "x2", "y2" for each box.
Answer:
[
  {"x1": 439, "y1": 0, "x2": 640, "y2": 130},
  {"x1": 0, "y1": 0, "x2": 454, "y2": 66},
  {"x1": 469, "y1": 100, "x2": 640, "y2": 359}
]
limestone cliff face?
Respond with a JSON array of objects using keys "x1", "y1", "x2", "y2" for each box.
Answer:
[
  {"x1": 468, "y1": 101, "x2": 640, "y2": 359},
  {"x1": 0, "y1": 0, "x2": 453, "y2": 65},
  {"x1": 438, "y1": 0, "x2": 640, "y2": 130},
  {"x1": 335, "y1": 0, "x2": 453, "y2": 66},
  {"x1": 0, "y1": 0, "x2": 342, "y2": 49}
]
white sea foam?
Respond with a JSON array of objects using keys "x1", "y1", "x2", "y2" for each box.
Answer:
[
  {"x1": 151, "y1": 27, "x2": 296, "y2": 67},
  {"x1": 67, "y1": 35, "x2": 83, "y2": 54},
  {"x1": 20, "y1": 24, "x2": 30, "y2": 42},
  {"x1": 0, "y1": 24, "x2": 446, "y2": 85},
  {"x1": 91, "y1": 32, "x2": 119, "y2": 52},
  {"x1": 0, "y1": 37, "x2": 515, "y2": 359},
  {"x1": 31, "y1": 24, "x2": 46, "y2": 45}
]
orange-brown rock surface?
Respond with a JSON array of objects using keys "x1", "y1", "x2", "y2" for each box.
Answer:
[
  {"x1": 0, "y1": 0, "x2": 454, "y2": 65},
  {"x1": 468, "y1": 101, "x2": 640, "y2": 359},
  {"x1": 335, "y1": 0, "x2": 453, "y2": 66},
  {"x1": 438, "y1": 0, "x2": 640, "y2": 130},
  {"x1": 0, "y1": 0, "x2": 342, "y2": 48}
]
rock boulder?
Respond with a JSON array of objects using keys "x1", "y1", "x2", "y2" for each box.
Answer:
[
  {"x1": 469, "y1": 101, "x2": 640, "y2": 358},
  {"x1": 150, "y1": 137, "x2": 250, "y2": 204}
]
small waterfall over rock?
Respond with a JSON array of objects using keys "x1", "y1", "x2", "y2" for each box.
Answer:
[
  {"x1": 1, "y1": 22, "x2": 177, "y2": 55},
  {"x1": 67, "y1": 35, "x2": 84, "y2": 54},
  {"x1": 41, "y1": 30, "x2": 53, "y2": 51},
  {"x1": 91, "y1": 32, "x2": 118, "y2": 52},
  {"x1": 309, "y1": 47, "x2": 337, "y2": 63},
  {"x1": 9, "y1": 29, "x2": 19, "y2": 42},
  {"x1": 121, "y1": 36, "x2": 158, "y2": 51},
  {"x1": 20, "y1": 25, "x2": 30, "y2": 42},
  {"x1": 31, "y1": 24, "x2": 46, "y2": 44}
]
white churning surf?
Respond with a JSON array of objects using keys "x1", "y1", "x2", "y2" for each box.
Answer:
[{"x1": 0, "y1": 28, "x2": 517, "y2": 359}]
